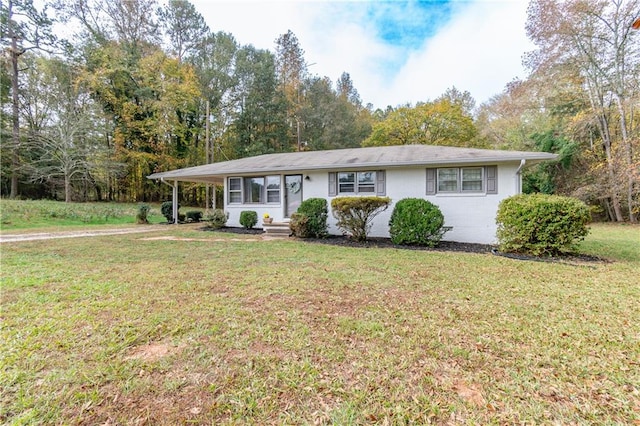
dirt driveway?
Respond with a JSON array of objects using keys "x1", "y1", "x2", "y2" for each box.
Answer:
[{"x1": 0, "y1": 226, "x2": 169, "y2": 243}]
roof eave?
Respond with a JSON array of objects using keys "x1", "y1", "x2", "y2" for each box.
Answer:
[{"x1": 147, "y1": 154, "x2": 558, "y2": 181}]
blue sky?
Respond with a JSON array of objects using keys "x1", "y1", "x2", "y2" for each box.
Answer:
[
  {"x1": 192, "y1": 0, "x2": 533, "y2": 109},
  {"x1": 368, "y1": 1, "x2": 454, "y2": 47}
]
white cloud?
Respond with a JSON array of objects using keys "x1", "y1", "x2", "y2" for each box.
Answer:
[
  {"x1": 382, "y1": 0, "x2": 534, "y2": 107},
  {"x1": 192, "y1": 0, "x2": 534, "y2": 109}
]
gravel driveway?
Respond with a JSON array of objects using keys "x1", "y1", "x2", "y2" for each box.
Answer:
[{"x1": 0, "y1": 226, "x2": 167, "y2": 243}]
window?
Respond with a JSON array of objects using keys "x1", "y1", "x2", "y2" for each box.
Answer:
[
  {"x1": 338, "y1": 172, "x2": 355, "y2": 193},
  {"x1": 336, "y1": 171, "x2": 378, "y2": 194},
  {"x1": 462, "y1": 168, "x2": 483, "y2": 191},
  {"x1": 437, "y1": 168, "x2": 459, "y2": 192},
  {"x1": 227, "y1": 175, "x2": 281, "y2": 204},
  {"x1": 266, "y1": 176, "x2": 281, "y2": 203},
  {"x1": 244, "y1": 177, "x2": 264, "y2": 203},
  {"x1": 437, "y1": 167, "x2": 482, "y2": 192},
  {"x1": 357, "y1": 172, "x2": 376, "y2": 193},
  {"x1": 228, "y1": 177, "x2": 242, "y2": 203},
  {"x1": 427, "y1": 166, "x2": 497, "y2": 195}
]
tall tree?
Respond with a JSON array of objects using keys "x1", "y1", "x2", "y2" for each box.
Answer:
[
  {"x1": 437, "y1": 86, "x2": 476, "y2": 116},
  {"x1": 104, "y1": 0, "x2": 159, "y2": 51},
  {"x1": 526, "y1": 0, "x2": 640, "y2": 221},
  {"x1": 1, "y1": 0, "x2": 55, "y2": 198},
  {"x1": 475, "y1": 78, "x2": 552, "y2": 151},
  {"x1": 298, "y1": 74, "x2": 371, "y2": 150},
  {"x1": 191, "y1": 31, "x2": 238, "y2": 164},
  {"x1": 274, "y1": 30, "x2": 307, "y2": 150},
  {"x1": 20, "y1": 56, "x2": 117, "y2": 201},
  {"x1": 158, "y1": 0, "x2": 209, "y2": 63},
  {"x1": 233, "y1": 45, "x2": 288, "y2": 157},
  {"x1": 84, "y1": 43, "x2": 200, "y2": 201},
  {"x1": 51, "y1": 0, "x2": 105, "y2": 45},
  {"x1": 54, "y1": 0, "x2": 159, "y2": 52},
  {"x1": 336, "y1": 72, "x2": 361, "y2": 106}
]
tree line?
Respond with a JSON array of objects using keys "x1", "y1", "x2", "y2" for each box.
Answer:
[{"x1": 1, "y1": 0, "x2": 637, "y2": 221}]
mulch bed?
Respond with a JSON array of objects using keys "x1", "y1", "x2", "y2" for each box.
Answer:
[{"x1": 203, "y1": 226, "x2": 608, "y2": 264}]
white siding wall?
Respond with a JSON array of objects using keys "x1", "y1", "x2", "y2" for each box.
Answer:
[{"x1": 223, "y1": 164, "x2": 522, "y2": 244}]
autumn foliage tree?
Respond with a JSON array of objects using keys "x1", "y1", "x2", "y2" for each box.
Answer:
[
  {"x1": 525, "y1": 0, "x2": 640, "y2": 221},
  {"x1": 362, "y1": 97, "x2": 478, "y2": 147}
]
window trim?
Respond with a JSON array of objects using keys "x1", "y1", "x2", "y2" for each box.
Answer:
[
  {"x1": 227, "y1": 175, "x2": 281, "y2": 205},
  {"x1": 427, "y1": 166, "x2": 497, "y2": 195},
  {"x1": 461, "y1": 167, "x2": 484, "y2": 192},
  {"x1": 437, "y1": 168, "x2": 460, "y2": 193},
  {"x1": 228, "y1": 177, "x2": 242, "y2": 204},
  {"x1": 266, "y1": 175, "x2": 281, "y2": 203},
  {"x1": 357, "y1": 171, "x2": 376, "y2": 193},
  {"x1": 329, "y1": 170, "x2": 386, "y2": 196},
  {"x1": 337, "y1": 172, "x2": 356, "y2": 194}
]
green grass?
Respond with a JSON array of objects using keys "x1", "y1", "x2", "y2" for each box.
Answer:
[
  {"x1": 0, "y1": 199, "x2": 207, "y2": 229},
  {"x1": 1, "y1": 222, "x2": 638, "y2": 424},
  {"x1": 578, "y1": 222, "x2": 640, "y2": 263}
]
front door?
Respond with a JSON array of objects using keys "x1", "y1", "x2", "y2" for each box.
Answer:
[{"x1": 284, "y1": 174, "x2": 303, "y2": 217}]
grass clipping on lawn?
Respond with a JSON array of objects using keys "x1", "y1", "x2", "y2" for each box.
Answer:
[{"x1": 1, "y1": 224, "x2": 639, "y2": 424}]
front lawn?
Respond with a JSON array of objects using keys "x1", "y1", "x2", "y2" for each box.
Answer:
[
  {"x1": 1, "y1": 224, "x2": 638, "y2": 424},
  {"x1": 0, "y1": 199, "x2": 165, "y2": 229},
  {"x1": 0, "y1": 199, "x2": 203, "y2": 230}
]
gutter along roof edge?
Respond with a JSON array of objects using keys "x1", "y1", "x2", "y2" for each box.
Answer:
[{"x1": 147, "y1": 153, "x2": 558, "y2": 180}]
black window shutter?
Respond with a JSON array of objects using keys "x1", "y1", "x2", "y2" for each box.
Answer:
[
  {"x1": 486, "y1": 166, "x2": 497, "y2": 194},
  {"x1": 426, "y1": 168, "x2": 436, "y2": 195},
  {"x1": 376, "y1": 170, "x2": 386, "y2": 196},
  {"x1": 328, "y1": 172, "x2": 337, "y2": 196}
]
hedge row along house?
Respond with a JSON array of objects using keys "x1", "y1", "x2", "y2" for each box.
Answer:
[{"x1": 148, "y1": 145, "x2": 557, "y2": 244}]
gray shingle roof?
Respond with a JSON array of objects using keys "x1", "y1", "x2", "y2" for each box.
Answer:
[{"x1": 147, "y1": 144, "x2": 558, "y2": 183}]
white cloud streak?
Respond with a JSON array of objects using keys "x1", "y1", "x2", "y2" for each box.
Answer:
[{"x1": 192, "y1": 0, "x2": 533, "y2": 109}]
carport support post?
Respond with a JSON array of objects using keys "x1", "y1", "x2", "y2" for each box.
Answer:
[
  {"x1": 172, "y1": 180, "x2": 178, "y2": 224},
  {"x1": 515, "y1": 159, "x2": 526, "y2": 194}
]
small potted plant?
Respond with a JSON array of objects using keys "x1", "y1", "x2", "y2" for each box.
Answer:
[{"x1": 263, "y1": 213, "x2": 273, "y2": 224}]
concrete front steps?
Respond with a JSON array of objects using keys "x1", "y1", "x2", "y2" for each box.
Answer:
[{"x1": 262, "y1": 221, "x2": 291, "y2": 238}]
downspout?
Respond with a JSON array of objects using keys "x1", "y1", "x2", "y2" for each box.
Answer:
[
  {"x1": 160, "y1": 178, "x2": 179, "y2": 224},
  {"x1": 515, "y1": 159, "x2": 526, "y2": 194}
]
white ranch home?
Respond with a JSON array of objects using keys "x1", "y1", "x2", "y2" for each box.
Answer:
[{"x1": 148, "y1": 144, "x2": 557, "y2": 244}]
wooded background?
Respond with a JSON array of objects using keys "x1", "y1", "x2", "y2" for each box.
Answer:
[{"x1": 1, "y1": 0, "x2": 638, "y2": 222}]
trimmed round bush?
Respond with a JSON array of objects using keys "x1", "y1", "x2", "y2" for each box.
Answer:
[
  {"x1": 290, "y1": 198, "x2": 328, "y2": 238},
  {"x1": 389, "y1": 198, "x2": 448, "y2": 246},
  {"x1": 331, "y1": 196, "x2": 391, "y2": 241},
  {"x1": 496, "y1": 193, "x2": 590, "y2": 256},
  {"x1": 239, "y1": 210, "x2": 258, "y2": 229}
]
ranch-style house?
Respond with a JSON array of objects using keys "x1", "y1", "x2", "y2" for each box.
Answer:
[{"x1": 148, "y1": 144, "x2": 557, "y2": 244}]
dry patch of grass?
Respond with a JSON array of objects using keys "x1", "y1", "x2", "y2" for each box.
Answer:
[{"x1": 1, "y1": 225, "x2": 638, "y2": 424}]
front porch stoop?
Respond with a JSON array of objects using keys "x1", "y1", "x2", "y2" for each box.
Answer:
[{"x1": 262, "y1": 222, "x2": 291, "y2": 238}]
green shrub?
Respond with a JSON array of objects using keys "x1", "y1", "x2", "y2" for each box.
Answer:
[
  {"x1": 289, "y1": 212, "x2": 310, "y2": 237},
  {"x1": 290, "y1": 198, "x2": 328, "y2": 238},
  {"x1": 161, "y1": 201, "x2": 180, "y2": 223},
  {"x1": 331, "y1": 196, "x2": 391, "y2": 242},
  {"x1": 239, "y1": 210, "x2": 258, "y2": 229},
  {"x1": 204, "y1": 209, "x2": 228, "y2": 229},
  {"x1": 389, "y1": 198, "x2": 450, "y2": 246},
  {"x1": 185, "y1": 210, "x2": 203, "y2": 222},
  {"x1": 496, "y1": 193, "x2": 590, "y2": 256},
  {"x1": 136, "y1": 203, "x2": 151, "y2": 224}
]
